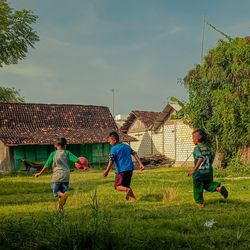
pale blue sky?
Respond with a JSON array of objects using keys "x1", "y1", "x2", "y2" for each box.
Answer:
[{"x1": 2, "y1": 0, "x2": 250, "y2": 114}]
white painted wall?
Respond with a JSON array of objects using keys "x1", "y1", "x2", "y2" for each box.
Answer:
[{"x1": 0, "y1": 141, "x2": 12, "y2": 172}]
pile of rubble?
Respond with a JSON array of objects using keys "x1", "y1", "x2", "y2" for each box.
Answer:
[{"x1": 139, "y1": 155, "x2": 174, "y2": 168}]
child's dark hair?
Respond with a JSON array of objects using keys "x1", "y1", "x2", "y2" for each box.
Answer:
[
  {"x1": 109, "y1": 131, "x2": 119, "y2": 141},
  {"x1": 192, "y1": 128, "x2": 206, "y2": 142},
  {"x1": 55, "y1": 137, "x2": 67, "y2": 147}
]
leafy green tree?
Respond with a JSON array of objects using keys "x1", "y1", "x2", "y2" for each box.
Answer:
[
  {"x1": 0, "y1": 0, "x2": 39, "y2": 67},
  {"x1": 183, "y1": 37, "x2": 250, "y2": 162},
  {"x1": 0, "y1": 86, "x2": 25, "y2": 102}
]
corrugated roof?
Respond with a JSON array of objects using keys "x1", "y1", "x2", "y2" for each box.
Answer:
[{"x1": 0, "y1": 103, "x2": 134, "y2": 145}]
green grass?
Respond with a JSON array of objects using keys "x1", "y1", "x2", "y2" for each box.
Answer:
[{"x1": 0, "y1": 167, "x2": 249, "y2": 250}]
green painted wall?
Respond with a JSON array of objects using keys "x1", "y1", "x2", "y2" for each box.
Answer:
[{"x1": 13, "y1": 143, "x2": 111, "y2": 170}]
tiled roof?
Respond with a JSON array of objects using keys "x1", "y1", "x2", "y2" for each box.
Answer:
[
  {"x1": 121, "y1": 110, "x2": 161, "y2": 133},
  {"x1": 0, "y1": 103, "x2": 134, "y2": 145}
]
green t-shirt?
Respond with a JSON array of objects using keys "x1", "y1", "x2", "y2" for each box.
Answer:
[
  {"x1": 45, "y1": 150, "x2": 78, "y2": 182},
  {"x1": 193, "y1": 143, "x2": 213, "y2": 180}
]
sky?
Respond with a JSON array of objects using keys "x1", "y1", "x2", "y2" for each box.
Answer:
[{"x1": 1, "y1": 0, "x2": 250, "y2": 115}]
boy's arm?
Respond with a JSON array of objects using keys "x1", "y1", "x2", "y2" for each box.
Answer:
[
  {"x1": 188, "y1": 157, "x2": 203, "y2": 176},
  {"x1": 35, "y1": 166, "x2": 47, "y2": 177},
  {"x1": 103, "y1": 158, "x2": 114, "y2": 177},
  {"x1": 132, "y1": 152, "x2": 145, "y2": 171},
  {"x1": 67, "y1": 151, "x2": 83, "y2": 168},
  {"x1": 35, "y1": 152, "x2": 53, "y2": 177}
]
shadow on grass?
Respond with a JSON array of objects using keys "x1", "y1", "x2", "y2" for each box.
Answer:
[
  {"x1": 0, "y1": 196, "x2": 54, "y2": 206},
  {"x1": 1, "y1": 194, "x2": 250, "y2": 250},
  {"x1": 0, "y1": 181, "x2": 50, "y2": 195},
  {"x1": 71, "y1": 178, "x2": 114, "y2": 193},
  {"x1": 204, "y1": 198, "x2": 250, "y2": 207},
  {"x1": 0, "y1": 178, "x2": 114, "y2": 206},
  {"x1": 139, "y1": 193, "x2": 164, "y2": 202}
]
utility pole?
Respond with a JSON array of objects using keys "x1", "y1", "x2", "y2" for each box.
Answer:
[
  {"x1": 111, "y1": 88, "x2": 117, "y2": 117},
  {"x1": 201, "y1": 16, "x2": 206, "y2": 64}
]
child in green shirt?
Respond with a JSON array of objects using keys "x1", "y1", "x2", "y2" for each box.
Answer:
[
  {"x1": 35, "y1": 137, "x2": 81, "y2": 210},
  {"x1": 188, "y1": 129, "x2": 228, "y2": 207}
]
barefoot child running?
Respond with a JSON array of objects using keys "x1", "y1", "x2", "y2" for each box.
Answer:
[
  {"x1": 103, "y1": 131, "x2": 145, "y2": 202},
  {"x1": 35, "y1": 137, "x2": 82, "y2": 210},
  {"x1": 188, "y1": 129, "x2": 228, "y2": 207}
]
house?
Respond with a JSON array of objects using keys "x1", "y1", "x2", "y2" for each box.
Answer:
[
  {"x1": 0, "y1": 103, "x2": 134, "y2": 172},
  {"x1": 120, "y1": 111, "x2": 161, "y2": 157},
  {"x1": 114, "y1": 114, "x2": 129, "y2": 129},
  {"x1": 121, "y1": 103, "x2": 194, "y2": 166},
  {"x1": 151, "y1": 102, "x2": 194, "y2": 166}
]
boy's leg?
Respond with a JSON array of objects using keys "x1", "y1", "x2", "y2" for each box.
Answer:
[
  {"x1": 58, "y1": 192, "x2": 69, "y2": 210},
  {"x1": 204, "y1": 180, "x2": 220, "y2": 193},
  {"x1": 57, "y1": 183, "x2": 69, "y2": 210},
  {"x1": 126, "y1": 188, "x2": 137, "y2": 202},
  {"x1": 204, "y1": 180, "x2": 228, "y2": 199},
  {"x1": 193, "y1": 179, "x2": 204, "y2": 205},
  {"x1": 122, "y1": 171, "x2": 136, "y2": 201},
  {"x1": 114, "y1": 185, "x2": 136, "y2": 201},
  {"x1": 217, "y1": 186, "x2": 228, "y2": 199},
  {"x1": 51, "y1": 182, "x2": 63, "y2": 210},
  {"x1": 115, "y1": 171, "x2": 136, "y2": 201}
]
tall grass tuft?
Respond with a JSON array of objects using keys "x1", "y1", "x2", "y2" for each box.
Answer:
[{"x1": 162, "y1": 186, "x2": 178, "y2": 202}]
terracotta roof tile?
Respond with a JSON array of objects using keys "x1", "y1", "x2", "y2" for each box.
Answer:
[
  {"x1": 121, "y1": 110, "x2": 161, "y2": 133},
  {"x1": 0, "y1": 103, "x2": 134, "y2": 145}
]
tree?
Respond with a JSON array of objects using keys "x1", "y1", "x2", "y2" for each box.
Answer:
[
  {"x1": 0, "y1": 86, "x2": 25, "y2": 102},
  {"x1": 183, "y1": 37, "x2": 250, "y2": 162},
  {"x1": 0, "y1": 0, "x2": 39, "y2": 67}
]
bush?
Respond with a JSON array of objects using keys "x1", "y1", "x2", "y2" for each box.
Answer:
[{"x1": 214, "y1": 157, "x2": 250, "y2": 177}]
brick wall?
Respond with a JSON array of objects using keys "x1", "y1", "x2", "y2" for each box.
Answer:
[
  {"x1": 152, "y1": 128, "x2": 163, "y2": 154},
  {"x1": 163, "y1": 124, "x2": 176, "y2": 160},
  {"x1": 163, "y1": 121, "x2": 194, "y2": 165},
  {"x1": 127, "y1": 118, "x2": 195, "y2": 166},
  {"x1": 175, "y1": 123, "x2": 194, "y2": 163}
]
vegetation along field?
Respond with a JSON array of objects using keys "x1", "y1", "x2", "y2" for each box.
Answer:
[{"x1": 0, "y1": 167, "x2": 249, "y2": 250}]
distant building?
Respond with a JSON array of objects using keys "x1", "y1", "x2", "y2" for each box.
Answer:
[
  {"x1": 121, "y1": 103, "x2": 194, "y2": 166},
  {"x1": 151, "y1": 103, "x2": 194, "y2": 166},
  {"x1": 121, "y1": 111, "x2": 161, "y2": 157},
  {"x1": 0, "y1": 103, "x2": 134, "y2": 172},
  {"x1": 115, "y1": 114, "x2": 129, "y2": 129}
]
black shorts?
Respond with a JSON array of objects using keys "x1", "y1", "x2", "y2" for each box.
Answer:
[{"x1": 115, "y1": 170, "x2": 133, "y2": 189}]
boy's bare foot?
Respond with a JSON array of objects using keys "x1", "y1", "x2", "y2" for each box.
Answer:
[
  {"x1": 196, "y1": 203, "x2": 205, "y2": 208},
  {"x1": 129, "y1": 197, "x2": 137, "y2": 203},
  {"x1": 217, "y1": 186, "x2": 228, "y2": 199},
  {"x1": 125, "y1": 188, "x2": 131, "y2": 200},
  {"x1": 125, "y1": 188, "x2": 137, "y2": 202},
  {"x1": 59, "y1": 192, "x2": 69, "y2": 209},
  {"x1": 57, "y1": 202, "x2": 62, "y2": 211}
]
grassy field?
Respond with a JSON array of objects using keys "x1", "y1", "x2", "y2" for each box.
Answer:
[{"x1": 0, "y1": 167, "x2": 249, "y2": 250}]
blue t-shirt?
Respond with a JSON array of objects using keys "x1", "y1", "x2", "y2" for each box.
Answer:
[{"x1": 109, "y1": 142, "x2": 134, "y2": 173}]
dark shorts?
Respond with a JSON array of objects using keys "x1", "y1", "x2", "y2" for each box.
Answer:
[
  {"x1": 51, "y1": 182, "x2": 69, "y2": 197},
  {"x1": 115, "y1": 171, "x2": 133, "y2": 189}
]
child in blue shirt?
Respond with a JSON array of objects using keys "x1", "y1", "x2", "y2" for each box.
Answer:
[{"x1": 103, "y1": 131, "x2": 145, "y2": 202}]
